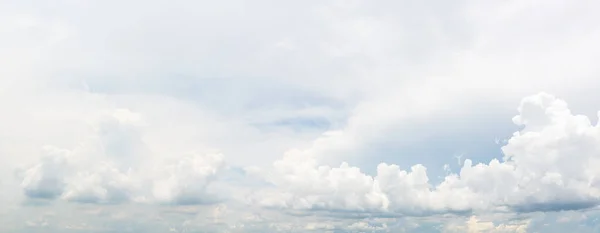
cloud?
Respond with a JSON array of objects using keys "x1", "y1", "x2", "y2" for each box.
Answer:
[
  {"x1": 444, "y1": 216, "x2": 530, "y2": 233},
  {"x1": 16, "y1": 109, "x2": 227, "y2": 205},
  {"x1": 152, "y1": 153, "x2": 225, "y2": 205},
  {"x1": 60, "y1": 161, "x2": 137, "y2": 204},
  {"x1": 251, "y1": 93, "x2": 600, "y2": 216},
  {"x1": 346, "y1": 221, "x2": 388, "y2": 232},
  {"x1": 20, "y1": 146, "x2": 70, "y2": 200},
  {"x1": 4, "y1": 0, "x2": 600, "y2": 232}
]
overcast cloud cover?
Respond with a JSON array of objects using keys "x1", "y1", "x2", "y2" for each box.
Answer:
[{"x1": 3, "y1": 0, "x2": 600, "y2": 232}]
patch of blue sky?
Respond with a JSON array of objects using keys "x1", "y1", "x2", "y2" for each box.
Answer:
[
  {"x1": 219, "y1": 166, "x2": 275, "y2": 188},
  {"x1": 252, "y1": 117, "x2": 333, "y2": 133},
  {"x1": 75, "y1": 75, "x2": 352, "y2": 119},
  {"x1": 344, "y1": 108, "x2": 518, "y2": 183}
]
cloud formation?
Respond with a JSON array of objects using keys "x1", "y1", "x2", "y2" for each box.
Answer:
[
  {"x1": 251, "y1": 93, "x2": 600, "y2": 215},
  {"x1": 4, "y1": 0, "x2": 600, "y2": 232},
  {"x1": 17, "y1": 109, "x2": 226, "y2": 205},
  {"x1": 12, "y1": 92, "x2": 600, "y2": 231}
]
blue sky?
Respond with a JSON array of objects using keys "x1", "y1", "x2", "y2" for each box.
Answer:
[{"x1": 3, "y1": 0, "x2": 600, "y2": 232}]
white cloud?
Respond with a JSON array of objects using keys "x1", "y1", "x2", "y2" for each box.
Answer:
[
  {"x1": 60, "y1": 161, "x2": 137, "y2": 204},
  {"x1": 251, "y1": 93, "x2": 600, "y2": 215},
  {"x1": 152, "y1": 153, "x2": 225, "y2": 205},
  {"x1": 16, "y1": 109, "x2": 226, "y2": 205}
]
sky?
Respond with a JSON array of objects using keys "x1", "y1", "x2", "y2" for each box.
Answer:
[{"x1": 2, "y1": 0, "x2": 600, "y2": 232}]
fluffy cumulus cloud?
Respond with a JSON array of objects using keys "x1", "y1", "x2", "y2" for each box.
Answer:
[
  {"x1": 152, "y1": 153, "x2": 225, "y2": 205},
  {"x1": 251, "y1": 93, "x2": 600, "y2": 215},
  {"x1": 17, "y1": 109, "x2": 226, "y2": 205},
  {"x1": 4, "y1": 0, "x2": 600, "y2": 232}
]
